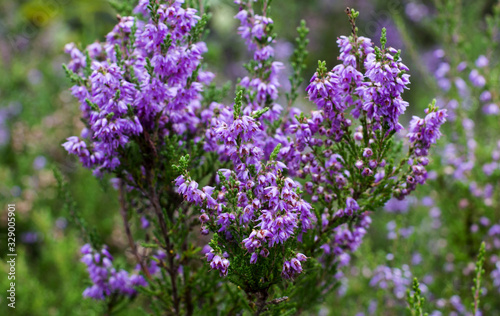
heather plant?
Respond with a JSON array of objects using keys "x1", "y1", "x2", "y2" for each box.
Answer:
[
  {"x1": 59, "y1": 0, "x2": 451, "y2": 314},
  {"x1": 324, "y1": 1, "x2": 500, "y2": 315},
  {"x1": 407, "y1": 277, "x2": 428, "y2": 316}
]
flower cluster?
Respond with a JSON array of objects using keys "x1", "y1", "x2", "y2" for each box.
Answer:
[
  {"x1": 282, "y1": 253, "x2": 307, "y2": 279},
  {"x1": 321, "y1": 212, "x2": 372, "y2": 270},
  {"x1": 370, "y1": 264, "x2": 413, "y2": 299},
  {"x1": 205, "y1": 248, "x2": 231, "y2": 277},
  {"x1": 408, "y1": 107, "x2": 448, "y2": 157},
  {"x1": 145, "y1": 250, "x2": 167, "y2": 276},
  {"x1": 175, "y1": 98, "x2": 315, "y2": 277},
  {"x1": 63, "y1": 0, "x2": 212, "y2": 176},
  {"x1": 231, "y1": 0, "x2": 286, "y2": 157},
  {"x1": 234, "y1": 1, "x2": 281, "y2": 110},
  {"x1": 360, "y1": 45, "x2": 411, "y2": 132},
  {"x1": 492, "y1": 262, "x2": 500, "y2": 293},
  {"x1": 80, "y1": 244, "x2": 147, "y2": 300},
  {"x1": 390, "y1": 105, "x2": 448, "y2": 199},
  {"x1": 306, "y1": 27, "x2": 410, "y2": 142},
  {"x1": 305, "y1": 34, "x2": 373, "y2": 141}
]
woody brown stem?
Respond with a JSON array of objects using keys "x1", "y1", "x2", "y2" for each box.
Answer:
[{"x1": 254, "y1": 290, "x2": 269, "y2": 316}]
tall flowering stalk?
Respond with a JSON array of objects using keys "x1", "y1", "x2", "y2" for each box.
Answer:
[{"x1": 63, "y1": 1, "x2": 446, "y2": 314}]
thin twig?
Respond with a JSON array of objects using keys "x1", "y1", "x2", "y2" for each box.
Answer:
[
  {"x1": 266, "y1": 296, "x2": 288, "y2": 306},
  {"x1": 119, "y1": 181, "x2": 152, "y2": 280},
  {"x1": 145, "y1": 168, "x2": 181, "y2": 315}
]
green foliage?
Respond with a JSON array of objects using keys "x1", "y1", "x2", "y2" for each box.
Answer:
[
  {"x1": 471, "y1": 242, "x2": 486, "y2": 315},
  {"x1": 63, "y1": 64, "x2": 85, "y2": 86},
  {"x1": 286, "y1": 19, "x2": 309, "y2": 106},
  {"x1": 228, "y1": 248, "x2": 282, "y2": 293},
  {"x1": 252, "y1": 107, "x2": 270, "y2": 119},
  {"x1": 190, "y1": 13, "x2": 210, "y2": 42},
  {"x1": 202, "y1": 81, "x2": 232, "y2": 107},
  {"x1": 407, "y1": 278, "x2": 428, "y2": 316},
  {"x1": 108, "y1": 0, "x2": 137, "y2": 16},
  {"x1": 270, "y1": 143, "x2": 282, "y2": 161},
  {"x1": 233, "y1": 89, "x2": 244, "y2": 119},
  {"x1": 380, "y1": 27, "x2": 387, "y2": 51},
  {"x1": 53, "y1": 168, "x2": 101, "y2": 248},
  {"x1": 316, "y1": 60, "x2": 328, "y2": 78}
]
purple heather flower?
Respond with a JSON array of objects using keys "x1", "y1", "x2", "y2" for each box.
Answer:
[
  {"x1": 64, "y1": 1, "x2": 213, "y2": 175},
  {"x1": 361, "y1": 168, "x2": 373, "y2": 177},
  {"x1": 360, "y1": 47, "x2": 410, "y2": 132},
  {"x1": 480, "y1": 91, "x2": 492, "y2": 102},
  {"x1": 363, "y1": 148, "x2": 373, "y2": 158},
  {"x1": 469, "y1": 69, "x2": 486, "y2": 87},
  {"x1": 370, "y1": 265, "x2": 412, "y2": 299},
  {"x1": 140, "y1": 216, "x2": 150, "y2": 229},
  {"x1": 492, "y1": 262, "x2": 500, "y2": 292},
  {"x1": 450, "y1": 295, "x2": 466, "y2": 313},
  {"x1": 345, "y1": 197, "x2": 360, "y2": 215},
  {"x1": 411, "y1": 252, "x2": 423, "y2": 265},
  {"x1": 384, "y1": 197, "x2": 411, "y2": 213},
  {"x1": 282, "y1": 253, "x2": 308, "y2": 279},
  {"x1": 435, "y1": 62, "x2": 450, "y2": 78},
  {"x1": 177, "y1": 102, "x2": 316, "y2": 271},
  {"x1": 80, "y1": 244, "x2": 147, "y2": 300},
  {"x1": 483, "y1": 103, "x2": 499, "y2": 115},
  {"x1": 490, "y1": 225, "x2": 500, "y2": 236},
  {"x1": 399, "y1": 226, "x2": 414, "y2": 238},
  {"x1": 457, "y1": 61, "x2": 467, "y2": 72},
  {"x1": 21, "y1": 232, "x2": 39, "y2": 244},
  {"x1": 355, "y1": 160, "x2": 364, "y2": 169},
  {"x1": 33, "y1": 156, "x2": 47, "y2": 170},
  {"x1": 454, "y1": 77, "x2": 469, "y2": 96},
  {"x1": 405, "y1": 2, "x2": 429, "y2": 22},
  {"x1": 206, "y1": 249, "x2": 230, "y2": 277},
  {"x1": 475, "y1": 55, "x2": 489, "y2": 68},
  {"x1": 408, "y1": 107, "x2": 448, "y2": 157}
]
